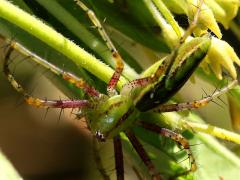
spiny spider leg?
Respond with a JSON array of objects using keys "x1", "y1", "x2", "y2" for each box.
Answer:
[
  {"x1": 139, "y1": 121, "x2": 196, "y2": 173},
  {"x1": 179, "y1": 0, "x2": 204, "y2": 44},
  {"x1": 113, "y1": 135, "x2": 124, "y2": 180},
  {"x1": 122, "y1": 0, "x2": 204, "y2": 96},
  {"x1": 75, "y1": 0, "x2": 124, "y2": 96},
  {"x1": 125, "y1": 130, "x2": 162, "y2": 180},
  {"x1": 153, "y1": 80, "x2": 238, "y2": 113},
  {"x1": 121, "y1": 61, "x2": 167, "y2": 94},
  {"x1": 3, "y1": 42, "x2": 91, "y2": 109},
  {"x1": 1, "y1": 35, "x2": 99, "y2": 97}
]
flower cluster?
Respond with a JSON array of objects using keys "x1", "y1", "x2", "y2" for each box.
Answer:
[{"x1": 152, "y1": 0, "x2": 240, "y2": 79}]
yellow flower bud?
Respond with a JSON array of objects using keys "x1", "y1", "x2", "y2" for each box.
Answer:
[
  {"x1": 187, "y1": 0, "x2": 222, "y2": 38},
  {"x1": 202, "y1": 37, "x2": 240, "y2": 79},
  {"x1": 204, "y1": 0, "x2": 227, "y2": 27},
  {"x1": 214, "y1": 0, "x2": 239, "y2": 29}
]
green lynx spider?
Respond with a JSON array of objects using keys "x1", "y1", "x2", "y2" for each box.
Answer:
[{"x1": 1, "y1": 0, "x2": 238, "y2": 179}]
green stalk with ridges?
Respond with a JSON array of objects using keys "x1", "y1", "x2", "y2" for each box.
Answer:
[{"x1": 0, "y1": 0, "x2": 127, "y2": 90}]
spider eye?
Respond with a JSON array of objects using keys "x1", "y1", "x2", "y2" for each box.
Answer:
[{"x1": 95, "y1": 130, "x2": 106, "y2": 142}]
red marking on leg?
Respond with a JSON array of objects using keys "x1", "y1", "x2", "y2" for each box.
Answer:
[
  {"x1": 139, "y1": 122, "x2": 196, "y2": 172},
  {"x1": 26, "y1": 97, "x2": 90, "y2": 109},
  {"x1": 75, "y1": 0, "x2": 124, "y2": 95},
  {"x1": 62, "y1": 72, "x2": 99, "y2": 97},
  {"x1": 107, "y1": 52, "x2": 124, "y2": 95},
  {"x1": 154, "y1": 80, "x2": 238, "y2": 113},
  {"x1": 2, "y1": 35, "x2": 101, "y2": 98},
  {"x1": 121, "y1": 77, "x2": 150, "y2": 94},
  {"x1": 125, "y1": 130, "x2": 163, "y2": 180}
]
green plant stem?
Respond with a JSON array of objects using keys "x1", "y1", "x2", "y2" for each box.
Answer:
[
  {"x1": 152, "y1": 0, "x2": 181, "y2": 37},
  {"x1": 0, "y1": 0, "x2": 127, "y2": 89},
  {"x1": 184, "y1": 121, "x2": 240, "y2": 144},
  {"x1": 160, "y1": 112, "x2": 240, "y2": 166},
  {"x1": 35, "y1": 0, "x2": 138, "y2": 80},
  {"x1": 162, "y1": 112, "x2": 240, "y2": 144},
  {"x1": 143, "y1": 0, "x2": 178, "y2": 48}
]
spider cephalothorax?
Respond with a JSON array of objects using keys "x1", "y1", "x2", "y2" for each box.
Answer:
[{"x1": 86, "y1": 95, "x2": 138, "y2": 141}]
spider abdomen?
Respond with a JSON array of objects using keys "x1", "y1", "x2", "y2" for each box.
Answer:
[{"x1": 136, "y1": 36, "x2": 211, "y2": 111}]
